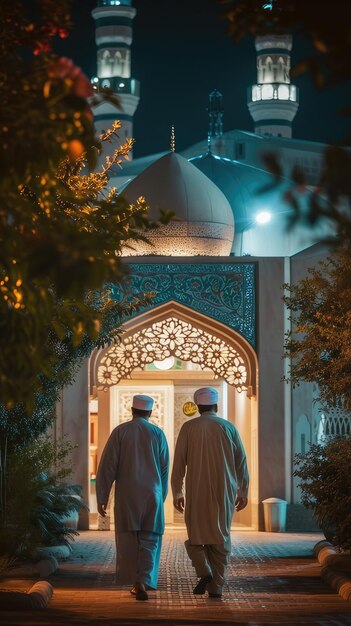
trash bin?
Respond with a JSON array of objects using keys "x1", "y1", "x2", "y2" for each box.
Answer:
[
  {"x1": 98, "y1": 514, "x2": 111, "y2": 531},
  {"x1": 262, "y1": 497, "x2": 287, "y2": 532}
]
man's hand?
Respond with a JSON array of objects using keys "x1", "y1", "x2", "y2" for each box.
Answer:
[
  {"x1": 98, "y1": 503, "x2": 108, "y2": 517},
  {"x1": 235, "y1": 496, "x2": 248, "y2": 512},
  {"x1": 173, "y1": 496, "x2": 185, "y2": 513}
]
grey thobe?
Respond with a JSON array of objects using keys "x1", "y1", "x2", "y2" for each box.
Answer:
[
  {"x1": 171, "y1": 411, "x2": 249, "y2": 593},
  {"x1": 96, "y1": 417, "x2": 169, "y2": 589}
]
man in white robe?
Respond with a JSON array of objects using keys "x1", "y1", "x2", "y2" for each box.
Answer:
[
  {"x1": 171, "y1": 387, "x2": 249, "y2": 598},
  {"x1": 96, "y1": 394, "x2": 169, "y2": 601}
]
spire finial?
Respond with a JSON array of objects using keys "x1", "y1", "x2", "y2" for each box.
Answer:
[
  {"x1": 207, "y1": 90, "x2": 223, "y2": 153},
  {"x1": 170, "y1": 125, "x2": 175, "y2": 152}
]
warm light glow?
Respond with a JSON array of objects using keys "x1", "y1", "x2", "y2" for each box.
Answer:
[
  {"x1": 154, "y1": 356, "x2": 175, "y2": 370},
  {"x1": 89, "y1": 399, "x2": 98, "y2": 413},
  {"x1": 256, "y1": 211, "x2": 271, "y2": 224},
  {"x1": 98, "y1": 316, "x2": 247, "y2": 389}
]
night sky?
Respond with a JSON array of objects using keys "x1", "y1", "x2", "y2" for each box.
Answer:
[{"x1": 59, "y1": 0, "x2": 350, "y2": 158}]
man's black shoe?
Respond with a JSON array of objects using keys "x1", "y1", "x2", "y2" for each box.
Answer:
[
  {"x1": 133, "y1": 583, "x2": 148, "y2": 601},
  {"x1": 136, "y1": 588, "x2": 148, "y2": 601},
  {"x1": 193, "y1": 574, "x2": 213, "y2": 595},
  {"x1": 208, "y1": 592, "x2": 222, "y2": 598}
]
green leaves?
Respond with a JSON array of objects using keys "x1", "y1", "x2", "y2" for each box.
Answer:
[
  {"x1": 284, "y1": 250, "x2": 351, "y2": 411},
  {"x1": 294, "y1": 436, "x2": 351, "y2": 551},
  {"x1": 0, "y1": 1, "x2": 172, "y2": 413},
  {"x1": 2, "y1": 436, "x2": 85, "y2": 556}
]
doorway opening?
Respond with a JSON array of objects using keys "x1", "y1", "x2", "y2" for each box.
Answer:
[{"x1": 88, "y1": 302, "x2": 258, "y2": 529}]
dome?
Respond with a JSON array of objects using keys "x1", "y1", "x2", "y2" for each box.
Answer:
[
  {"x1": 121, "y1": 152, "x2": 234, "y2": 256},
  {"x1": 190, "y1": 153, "x2": 285, "y2": 232}
]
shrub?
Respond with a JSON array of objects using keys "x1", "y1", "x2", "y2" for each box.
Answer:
[
  {"x1": 294, "y1": 436, "x2": 351, "y2": 551},
  {"x1": 1, "y1": 436, "x2": 87, "y2": 557}
]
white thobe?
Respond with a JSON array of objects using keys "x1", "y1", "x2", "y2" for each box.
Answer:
[
  {"x1": 96, "y1": 417, "x2": 169, "y2": 588},
  {"x1": 171, "y1": 411, "x2": 249, "y2": 545}
]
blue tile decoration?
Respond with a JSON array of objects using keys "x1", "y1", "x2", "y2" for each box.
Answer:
[{"x1": 108, "y1": 262, "x2": 256, "y2": 347}]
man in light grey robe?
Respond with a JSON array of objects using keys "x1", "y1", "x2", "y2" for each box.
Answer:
[
  {"x1": 171, "y1": 386, "x2": 249, "y2": 598},
  {"x1": 96, "y1": 394, "x2": 169, "y2": 601}
]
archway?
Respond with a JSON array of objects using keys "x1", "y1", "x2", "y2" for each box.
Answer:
[{"x1": 88, "y1": 302, "x2": 259, "y2": 528}]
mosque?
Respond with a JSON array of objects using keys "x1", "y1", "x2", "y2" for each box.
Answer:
[{"x1": 55, "y1": 0, "x2": 345, "y2": 531}]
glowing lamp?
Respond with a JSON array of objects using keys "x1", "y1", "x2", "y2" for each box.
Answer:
[
  {"x1": 255, "y1": 211, "x2": 271, "y2": 225},
  {"x1": 153, "y1": 356, "x2": 175, "y2": 370}
]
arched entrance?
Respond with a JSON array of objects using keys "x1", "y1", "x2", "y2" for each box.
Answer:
[{"x1": 88, "y1": 302, "x2": 259, "y2": 529}]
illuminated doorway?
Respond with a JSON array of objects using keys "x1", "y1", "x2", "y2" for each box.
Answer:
[{"x1": 89, "y1": 302, "x2": 258, "y2": 529}]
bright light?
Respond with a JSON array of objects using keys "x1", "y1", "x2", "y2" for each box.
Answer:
[
  {"x1": 153, "y1": 356, "x2": 175, "y2": 370},
  {"x1": 119, "y1": 82, "x2": 125, "y2": 88},
  {"x1": 278, "y1": 85, "x2": 289, "y2": 100},
  {"x1": 261, "y1": 84, "x2": 273, "y2": 100},
  {"x1": 252, "y1": 85, "x2": 260, "y2": 102},
  {"x1": 89, "y1": 399, "x2": 98, "y2": 413},
  {"x1": 256, "y1": 211, "x2": 272, "y2": 225}
]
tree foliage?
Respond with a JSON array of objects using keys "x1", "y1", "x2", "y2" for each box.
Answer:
[
  {"x1": 0, "y1": 0, "x2": 170, "y2": 412},
  {"x1": 284, "y1": 249, "x2": 351, "y2": 411},
  {"x1": 294, "y1": 437, "x2": 351, "y2": 551},
  {"x1": 3, "y1": 436, "x2": 86, "y2": 556},
  {"x1": 221, "y1": 0, "x2": 351, "y2": 411},
  {"x1": 0, "y1": 0, "x2": 173, "y2": 532}
]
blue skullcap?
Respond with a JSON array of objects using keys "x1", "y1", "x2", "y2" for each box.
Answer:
[
  {"x1": 194, "y1": 387, "x2": 218, "y2": 406},
  {"x1": 132, "y1": 394, "x2": 154, "y2": 411}
]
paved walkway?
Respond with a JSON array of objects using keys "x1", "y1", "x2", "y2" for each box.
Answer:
[{"x1": 2, "y1": 529, "x2": 351, "y2": 625}]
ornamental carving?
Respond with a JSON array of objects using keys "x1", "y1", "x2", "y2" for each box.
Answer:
[
  {"x1": 98, "y1": 316, "x2": 247, "y2": 391},
  {"x1": 109, "y1": 262, "x2": 256, "y2": 347},
  {"x1": 121, "y1": 223, "x2": 234, "y2": 257}
]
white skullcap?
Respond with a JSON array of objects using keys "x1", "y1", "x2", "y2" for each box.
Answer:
[
  {"x1": 132, "y1": 394, "x2": 154, "y2": 411},
  {"x1": 194, "y1": 387, "x2": 218, "y2": 406}
]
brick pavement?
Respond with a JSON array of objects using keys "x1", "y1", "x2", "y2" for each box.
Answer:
[{"x1": 1, "y1": 529, "x2": 351, "y2": 625}]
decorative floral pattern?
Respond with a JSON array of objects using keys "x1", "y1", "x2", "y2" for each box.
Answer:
[
  {"x1": 121, "y1": 224, "x2": 234, "y2": 257},
  {"x1": 98, "y1": 316, "x2": 247, "y2": 391},
  {"x1": 109, "y1": 262, "x2": 256, "y2": 347},
  {"x1": 114, "y1": 390, "x2": 164, "y2": 429}
]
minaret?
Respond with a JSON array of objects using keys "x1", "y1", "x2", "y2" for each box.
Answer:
[
  {"x1": 91, "y1": 0, "x2": 139, "y2": 157},
  {"x1": 207, "y1": 90, "x2": 224, "y2": 156},
  {"x1": 247, "y1": 34, "x2": 299, "y2": 138}
]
